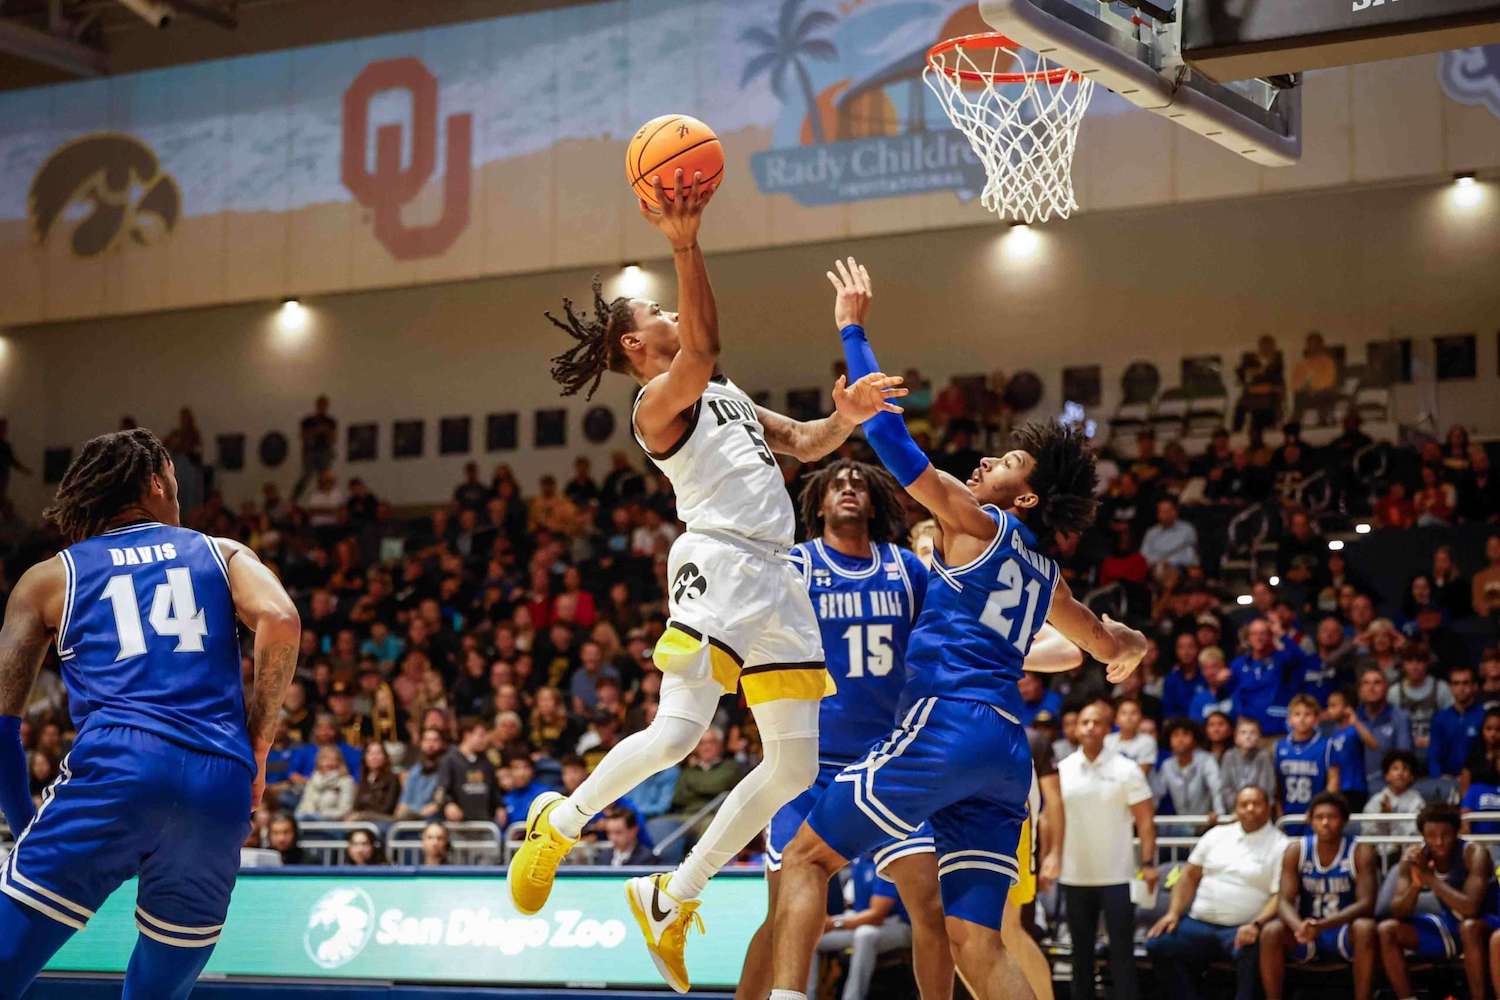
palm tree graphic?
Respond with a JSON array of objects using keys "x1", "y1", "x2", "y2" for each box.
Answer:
[{"x1": 740, "y1": 0, "x2": 839, "y2": 145}]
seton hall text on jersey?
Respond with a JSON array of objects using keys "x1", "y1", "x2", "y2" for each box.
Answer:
[
  {"x1": 108, "y1": 543, "x2": 179, "y2": 566},
  {"x1": 705, "y1": 397, "x2": 758, "y2": 426},
  {"x1": 1280, "y1": 758, "x2": 1323, "y2": 777},
  {"x1": 817, "y1": 590, "x2": 906, "y2": 620},
  {"x1": 1010, "y1": 529, "x2": 1052, "y2": 579}
]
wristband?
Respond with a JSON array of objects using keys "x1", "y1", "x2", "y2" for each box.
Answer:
[{"x1": 838, "y1": 323, "x2": 929, "y2": 486}]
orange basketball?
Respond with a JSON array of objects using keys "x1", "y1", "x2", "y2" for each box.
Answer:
[{"x1": 626, "y1": 114, "x2": 725, "y2": 209}]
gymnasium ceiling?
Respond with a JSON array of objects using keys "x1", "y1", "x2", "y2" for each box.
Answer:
[{"x1": 0, "y1": 0, "x2": 605, "y2": 90}]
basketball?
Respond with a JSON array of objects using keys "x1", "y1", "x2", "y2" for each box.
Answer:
[{"x1": 626, "y1": 114, "x2": 724, "y2": 210}]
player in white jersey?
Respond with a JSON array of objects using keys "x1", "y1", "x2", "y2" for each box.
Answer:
[{"x1": 511, "y1": 170, "x2": 905, "y2": 993}]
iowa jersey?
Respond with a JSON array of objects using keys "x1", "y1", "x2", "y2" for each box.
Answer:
[
  {"x1": 797, "y1": 539, "x2": 927, "y2": 765},
  {"x1": 632, "y1": 374, "x2": 795, "y2": 546},
  {"x1": 1297, "y1": 833, "x2": 1358, "y2": 920},
  {"x1": 56, "y1": 521, "x2": 252, "y2": 771},
  {"x1": 903, "y1": 507, "x2": 1057, "y2": 720}
]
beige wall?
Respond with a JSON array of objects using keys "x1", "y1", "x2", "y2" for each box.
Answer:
[{"x1": 5, "y1": 175, "x2": 1499, "y2": 516}]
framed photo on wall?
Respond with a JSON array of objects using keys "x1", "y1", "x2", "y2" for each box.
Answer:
[
  {"x1": 43, "y1": 447, "x2": 72, "y2": 484},
  {"x1": 1061, "y1": 365, "x2": 1102, "y2": 407},
  {"x1": 393, "y1": 420, "x2": 425, "y2": 459},
  {"x1": 486, "y1": 412, "x2": 518, "y2": 452},
  {"x1": 535, "y1": 408, "x2": 566, "y2": 448},
  {"x1": 215, "y1": 434, "x2": 245, "y2": 472},
  {"x1": 347, "y1": 423, "x2": 378, "y2": 462},
  {"x1": 440, "y1": 416, "x2": 472, "y2": 455}
]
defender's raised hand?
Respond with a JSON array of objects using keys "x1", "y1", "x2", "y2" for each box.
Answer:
[
  {"x1": 639, "y1": 168, "x2": 715, "y2": 249},
  {"x1": 827, "y1": 256, "x2": 873, "y2": 330},
  {"x1": 832, "y1": 372, "x2": 906, "y2": 425}
]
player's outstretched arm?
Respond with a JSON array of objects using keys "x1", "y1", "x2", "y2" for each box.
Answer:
[
  {"x1": 755, "y1": 373, "x2": 905, "y2": 463},
  {"x1": 1046, "y1": 576, "x2": 1148, "y2": 682},
  {"x1": 830, "y1": 257, "x2": 997, "y2": 542},
  {"x1": 634, "y1": 170, "x2": 721, "y2": 436},
  {"x1": 219, "y1": 538, "x2": 301, "y2": 810},
  {"x1": 1022, "y1": 623, "x2": 1084, "y2": 673},
  {"x1": 0, "y1": 558, "x2": 63, "y2": 832}
]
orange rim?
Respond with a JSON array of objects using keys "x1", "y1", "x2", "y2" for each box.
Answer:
[{"x1": 926, "y1": 32, "x2": 1083, "y2": 85}]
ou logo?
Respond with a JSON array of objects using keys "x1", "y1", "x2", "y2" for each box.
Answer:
[
  {"x1": 672, "y1": 563, "x2": 708, "y2": 603},
  {"x1": 341, "y1": 57, "x2": 472, "y2": 260}
]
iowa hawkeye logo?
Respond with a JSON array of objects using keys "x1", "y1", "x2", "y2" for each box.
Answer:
[{"x1": 28, "y1": 133, "x2": 181, "y2": 257}]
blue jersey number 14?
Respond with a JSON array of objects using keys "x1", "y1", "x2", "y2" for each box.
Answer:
[
  {"x1": 100, "y1": 569, "x2": 209, "y2": 661},
  {"x1": 979, "y1": 559, "x2": 1042, "y2": 647}
]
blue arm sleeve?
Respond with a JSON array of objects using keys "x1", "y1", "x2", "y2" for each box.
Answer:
[
  {"x1": 839, "y1": 324, "x2": 930, "y2": 487},
  {"x1": 0, "y1": 716, "x2": 36, "y2": 832}
]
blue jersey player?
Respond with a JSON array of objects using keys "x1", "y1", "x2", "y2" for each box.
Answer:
[
  {"x1": 0, "y1": 429, "x2": 300, "y2": 999},
  {"x1": 1260, "y1": 792, "x2": 1377, "y2": 1000},
  {"x1": 767, "y1": 258, "x2": 1149, "y2": 1000}
]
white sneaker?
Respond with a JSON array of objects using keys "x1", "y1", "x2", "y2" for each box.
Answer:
[{"x1": 624, "y1": 873, "x2": 703, "y2": 994}]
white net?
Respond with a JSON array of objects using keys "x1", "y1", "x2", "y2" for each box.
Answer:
[{"x1": 924, "y1": 36, "x2": 1095, "y2": 224}]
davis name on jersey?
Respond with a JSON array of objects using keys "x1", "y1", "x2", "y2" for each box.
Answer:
[
  {"x1": 57, "y1": 521, "x2": 252, "y2": 772},
  {"x1": 903, "y1": 507, "x2": 1057, "y2": 721},
  {"x1": 631, "y1": 375, "x2": 794, "y2": 546},
  {"x1": 799, "y1": 539, "x2": 927, "y2": 766}
]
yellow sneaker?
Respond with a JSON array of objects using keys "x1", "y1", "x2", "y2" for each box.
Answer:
[
  {"x1": 624, "y1": 873, "x2": 704, "y2": 994},
  {"x1": 507, "y1": 792, "x2": 575, "y2": 915}
]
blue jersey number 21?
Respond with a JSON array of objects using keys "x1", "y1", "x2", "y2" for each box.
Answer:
[{"x1": 979, "y1": 559, "x2": 1042, "y2": 647}]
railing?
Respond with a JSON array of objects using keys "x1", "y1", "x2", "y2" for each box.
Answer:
[
  {"x1": 295, "y1": 820, "x2": 382, "y2": 865},
  {"x1": 387, "y1": 820, "x2": 503, "y2": 866},
  {"x1": 653, "y1": 791, "x2": 729, "y2": 861}
]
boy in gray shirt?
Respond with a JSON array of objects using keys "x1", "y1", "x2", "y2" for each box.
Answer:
[{"x1": 1215, "y1": 716, "x2": 1275, "y2": 812}]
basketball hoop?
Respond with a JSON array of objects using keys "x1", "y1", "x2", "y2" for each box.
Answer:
[{"x1": 924, "y1": 32, "x2": 1095, "y2": 224}]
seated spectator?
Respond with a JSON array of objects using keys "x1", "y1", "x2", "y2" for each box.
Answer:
[
  {"x1": 1204, "y1": 711, "x2": 1234, "y2": 762},
  {"x1": 1146, "y1": 785, "x2": 1288, "y2": 1000},
  {"x1": 1321, "y1": 690, "x2": 1370, "y2": 813},
  {"x1": 1353, "y1": 666, "x2": 1413, "y2": 793},
  {"x1": 1162, "y1": 632, "x2": 1207, "y2": 721},
  {"x1": 1389, "y1": 643, "x2": 1452, "y2": 773},
  {"x1": 296, "y1": 746, "x2": 357, "y2": 821},
  {"x1": 289, "y1": 712, "x2": 362, "y2": 785},
  {"x1": 809, "y1": 854, "x2": 915, "y2": 1000},
  {"x1": 503, "y1": 755, "x2": 550, "y2": 824},
  {"x1": 1141, "y1": 498, "x2": 1200, "y2": 573},
  {"x1": 1188, "y1": 647, "x2": 1236, "y2": 724},
  {"x1": 1053, "y1": 708, "x2": 1080, "y2": 763},
  {"x1": 1430, "y1": 545, "x2": 1469, "y2": 619},
  {"x1": 343, "y1": 828, "x2": 388, "y2": 866},
  {"x1": 1460, "y1": 708, "x2": 1500, "y2": 834},
  {"x1": 577, "y1": 710, "x2": 624, "y2": 771},
  {"x1": 1018, "y1": 673, "x2": 1063, "y2": 728},
  {"x1": 269, "y1": 815, "x2": 307, "y2": 865},
  {"x1": 396, "y1": 726, "x2": 446, "y2": 821},
  {"x1": 1232, "y1": 619, "x2": 1305, "y2": 738},
  {"x1": 1155, "y1": 718, "x2": 1222, "y2": 818},
  {"x1": 672, "y1": 728, "x2": 742, "y2": 834},
  {"x1": 1299, "y1": 616, "x2": 1356, "y2": 706},
  {"x1": 1106, "y1": 696, "x2": 1158, "y2": 775},
  {"x1": 1219, "y1": 717, "x2": 1276, "y2": 815},
  {"x1": 1377, "y1": 803, "x2": 1497, "y2": 1000},
  {"x1": 1429, "y1": 665, "x2": 1484, "y2": 799},
  {"x1": 1364, "y1": 751, "x2": 1425, "y2": 844},
  {"x1": 437, "y1": 721, "x2": 505, "y2": 825},
  {"x1": 1473, "y1": 534, "x2": 1500, "y2": 619},
  {"x1": 1274, "y1": 695, "x2": 1339, "y2": 835},
  {"x1": 1414, "y1": 465, "x2": 1457, "y2": 527},
  {"x1": 350, "y1": 741, "x2": 401, "y2": 820},
  {"x1": 1259, "y1": 792, "x2": 1377, "y2": 1000},
  {"x1": 603, "y1": 806, "x2": 654, "y2": 867},
  {"x1": 1375, "y1": 481, "x2": 1416, "y2": 531},
  {"x1": 568, "y1": 641, "x2": 620, "y2": 716},
  {"x1": 420, "y1": 821, "x2": 452, "y2": 867}
]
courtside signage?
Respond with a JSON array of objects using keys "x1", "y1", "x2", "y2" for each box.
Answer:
[{"x1": 44, "y1": 872, "x2": 764, "y2": 988}]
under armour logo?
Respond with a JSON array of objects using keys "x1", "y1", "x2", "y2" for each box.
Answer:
[
  {"x1": 672, "y1": 563, "x2": 708, "y2": 603},
  {"x1": 341, "y1": 57, "x2": 472, "y2": 260}
]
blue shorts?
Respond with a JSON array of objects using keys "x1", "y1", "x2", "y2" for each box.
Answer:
[
  {"x1": 766, "y1": 761, "x2": 934, "y2": 875},
  {"x1": 805, "y1": 696, "x2": 1031, "y2": 930},
  {"x1": 0, "y1": 725, "x2": 251, "y2": 945},
  {"x1": 1292, "y1": 924, "x2": 1353, "y2": 963},
  {"x1": 1409, "y1": 910, "x2": 1500, "y2": 959}
]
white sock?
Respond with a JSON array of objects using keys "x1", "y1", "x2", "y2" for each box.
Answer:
[
  {"x1": 551, "y1": 674, "x2": 718, "y2": 840},
  {"x1": 665, "y1": 733, "x2": 818, "y2": 901},
  {"x1": 769, "y1": 991, "x2": 807, "y2": 1000}
]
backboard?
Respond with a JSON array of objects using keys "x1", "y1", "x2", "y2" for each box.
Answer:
[{"x1": 980, "y1": 0, "x2": 1500, "y2": 167}]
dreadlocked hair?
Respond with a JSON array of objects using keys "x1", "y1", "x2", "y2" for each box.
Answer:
[
  {"x1": 545, "y1": 274, "x2": 637, "y2": 400},
  {"x1": 42, "y1": 428, "x2": 171, "y2": 544},
  {"x1": 1011, "y1": 420, "x2": 1100, "y2": 538},
  {"x1": 798, "y1": 459, "x2": 907, "y2": 544}
]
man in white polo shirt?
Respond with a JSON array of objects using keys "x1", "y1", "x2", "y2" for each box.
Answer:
[
  {"x1": 1145, "y1": 784, "x2": 1287, "y2": 1000},
  {"x1": 1058, "y1": 700, "x2": 1158, "y2": 1000}
]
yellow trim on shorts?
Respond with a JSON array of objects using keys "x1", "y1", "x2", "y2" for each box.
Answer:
[
  {"x1": 653, "y1": 621, "x2": 743, "y2": 694},
  {"x1": 739, "y1": 662, "x2": 836, "y2": 706},
  {"x1": 1007, "y1": 816, "x2": 1037, "y2": 906}
]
